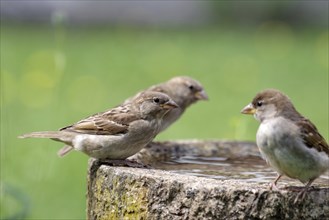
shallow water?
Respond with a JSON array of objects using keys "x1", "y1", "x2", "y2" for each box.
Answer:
[{"x1": 153, "y1": 155, "x2": 329, "y2": 186}]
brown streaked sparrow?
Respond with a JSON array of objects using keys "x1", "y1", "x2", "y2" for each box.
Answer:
[
  {"x1": 19, "y1": 91, "x2": 178, "y2": 161},
  {"x1": 124, "y1": 76, "x2": 208, "y2": 132},
  {"x1": 241, "y1": 89, "x2": 329, "y2": 203}
]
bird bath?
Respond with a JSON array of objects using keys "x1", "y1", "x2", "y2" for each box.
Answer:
[{"x1": 87, "y1": 140, "x2": 329, "y2": 219}]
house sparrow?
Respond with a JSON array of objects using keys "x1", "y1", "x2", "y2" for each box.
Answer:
[
  {"x1": 19, "y1": 91, "x2": 178, "y2": 161},
  {"x1": 124, "y1": 76, "x2": 208, "y2": 132},
  {"x1": 241, "y1": 89, "x2": 329, "y2": 202}
]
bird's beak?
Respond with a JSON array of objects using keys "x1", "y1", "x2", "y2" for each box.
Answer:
[
  {"x1": 162, "y1": 100, "x2": 179, "y2": 109},
  {"x1": 241, "y1": 103, "x2": 256, "y2": 115},
  {"x1": 195, "y1": 90, "x2": 209, "y2": 100}
]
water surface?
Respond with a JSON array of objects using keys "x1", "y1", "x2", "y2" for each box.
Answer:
[{"x1": 153, "y1": 155, "x2": 329, "y2": 185}]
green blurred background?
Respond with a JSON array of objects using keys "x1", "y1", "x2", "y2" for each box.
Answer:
[{"x1": 1, "y1": 1, "x2": 328, "y2": 219}]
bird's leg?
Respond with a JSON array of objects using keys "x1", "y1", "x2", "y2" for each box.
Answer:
[
  {"x1": 99, "y1": 158, "x2": 151, "y2": 168},
  {"x1": 269, "y1": 174, "x2": 282, "y2": 191},
  {"x1": 293, "y1": 179, "x2": 315, "y2": 204}
]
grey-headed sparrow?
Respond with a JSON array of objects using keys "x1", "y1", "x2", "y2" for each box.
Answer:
[
  {"x1": 19, "y1": 91, "x2": 178, "y2": 160},
  {"x1": 124, "y1": 76, "x2": 208, "y2": 132},
  {"x1": 241, "y1": 89, "x2": 329, "y2": 202}
]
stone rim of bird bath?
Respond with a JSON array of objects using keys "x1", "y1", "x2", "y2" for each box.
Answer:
[{"x1": 87, "y1": 140, "x2": 329, "y2": 219}]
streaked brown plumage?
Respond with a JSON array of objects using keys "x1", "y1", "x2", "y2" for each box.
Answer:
[
  {"x1": 124, "y1": 76, "x2": 208, "y2": 132},
  {"x1": 19, "y1": 91, "x2": 178, "y2": 159}
]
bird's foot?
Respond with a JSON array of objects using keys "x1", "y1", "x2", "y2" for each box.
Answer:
[
  {"x1": 98, "y1": 159, "x2": 151, "y2": 169},
  {"x1": 293, "y1": 187, "x2": 309, "y2": 204},
  {"x1": 269, "y1": 182, "x2": 280, "y2": 191},
  {"x1": 282, "y1": 185, "x2": 315, "y2": 204},
  {"x1": 269, "y1": 174, "x2": 282, "y2": 191}
]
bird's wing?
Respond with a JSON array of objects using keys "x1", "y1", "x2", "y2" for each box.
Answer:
[
  {"x1": 297, "y1": 118, "x2": 329, "y2": 156},
  {"x1": 60, "y1": 105, "x2": 140, "y2": 135}
]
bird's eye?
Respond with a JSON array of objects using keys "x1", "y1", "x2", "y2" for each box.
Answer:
[
  {"x1": 153, "y1": 97, "x2": 160, "y2": 103},
  {"x1": 256, "y1": 101, "x2": 263, "y2": 107},
  {"x1": 188, "y1": 85, "x2": 194, "y2": 90}
]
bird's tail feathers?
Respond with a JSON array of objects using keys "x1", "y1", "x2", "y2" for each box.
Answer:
[
  {"x1": 18, "y1": 131, "x2": 76, "y2": 157},
  {"x1": 18, "y1": 131, "x2": 63, "y2": 139},
  {"x1": 57, "y1": 145, "x2": 74, "y2": 157},
  {"x1": 18, "y1": 131, "x2": 74, "y2": 145}
]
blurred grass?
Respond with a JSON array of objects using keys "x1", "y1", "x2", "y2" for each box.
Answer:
[{"x1": 1, "y1": 23, "x2": 328, "y2": 219}]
